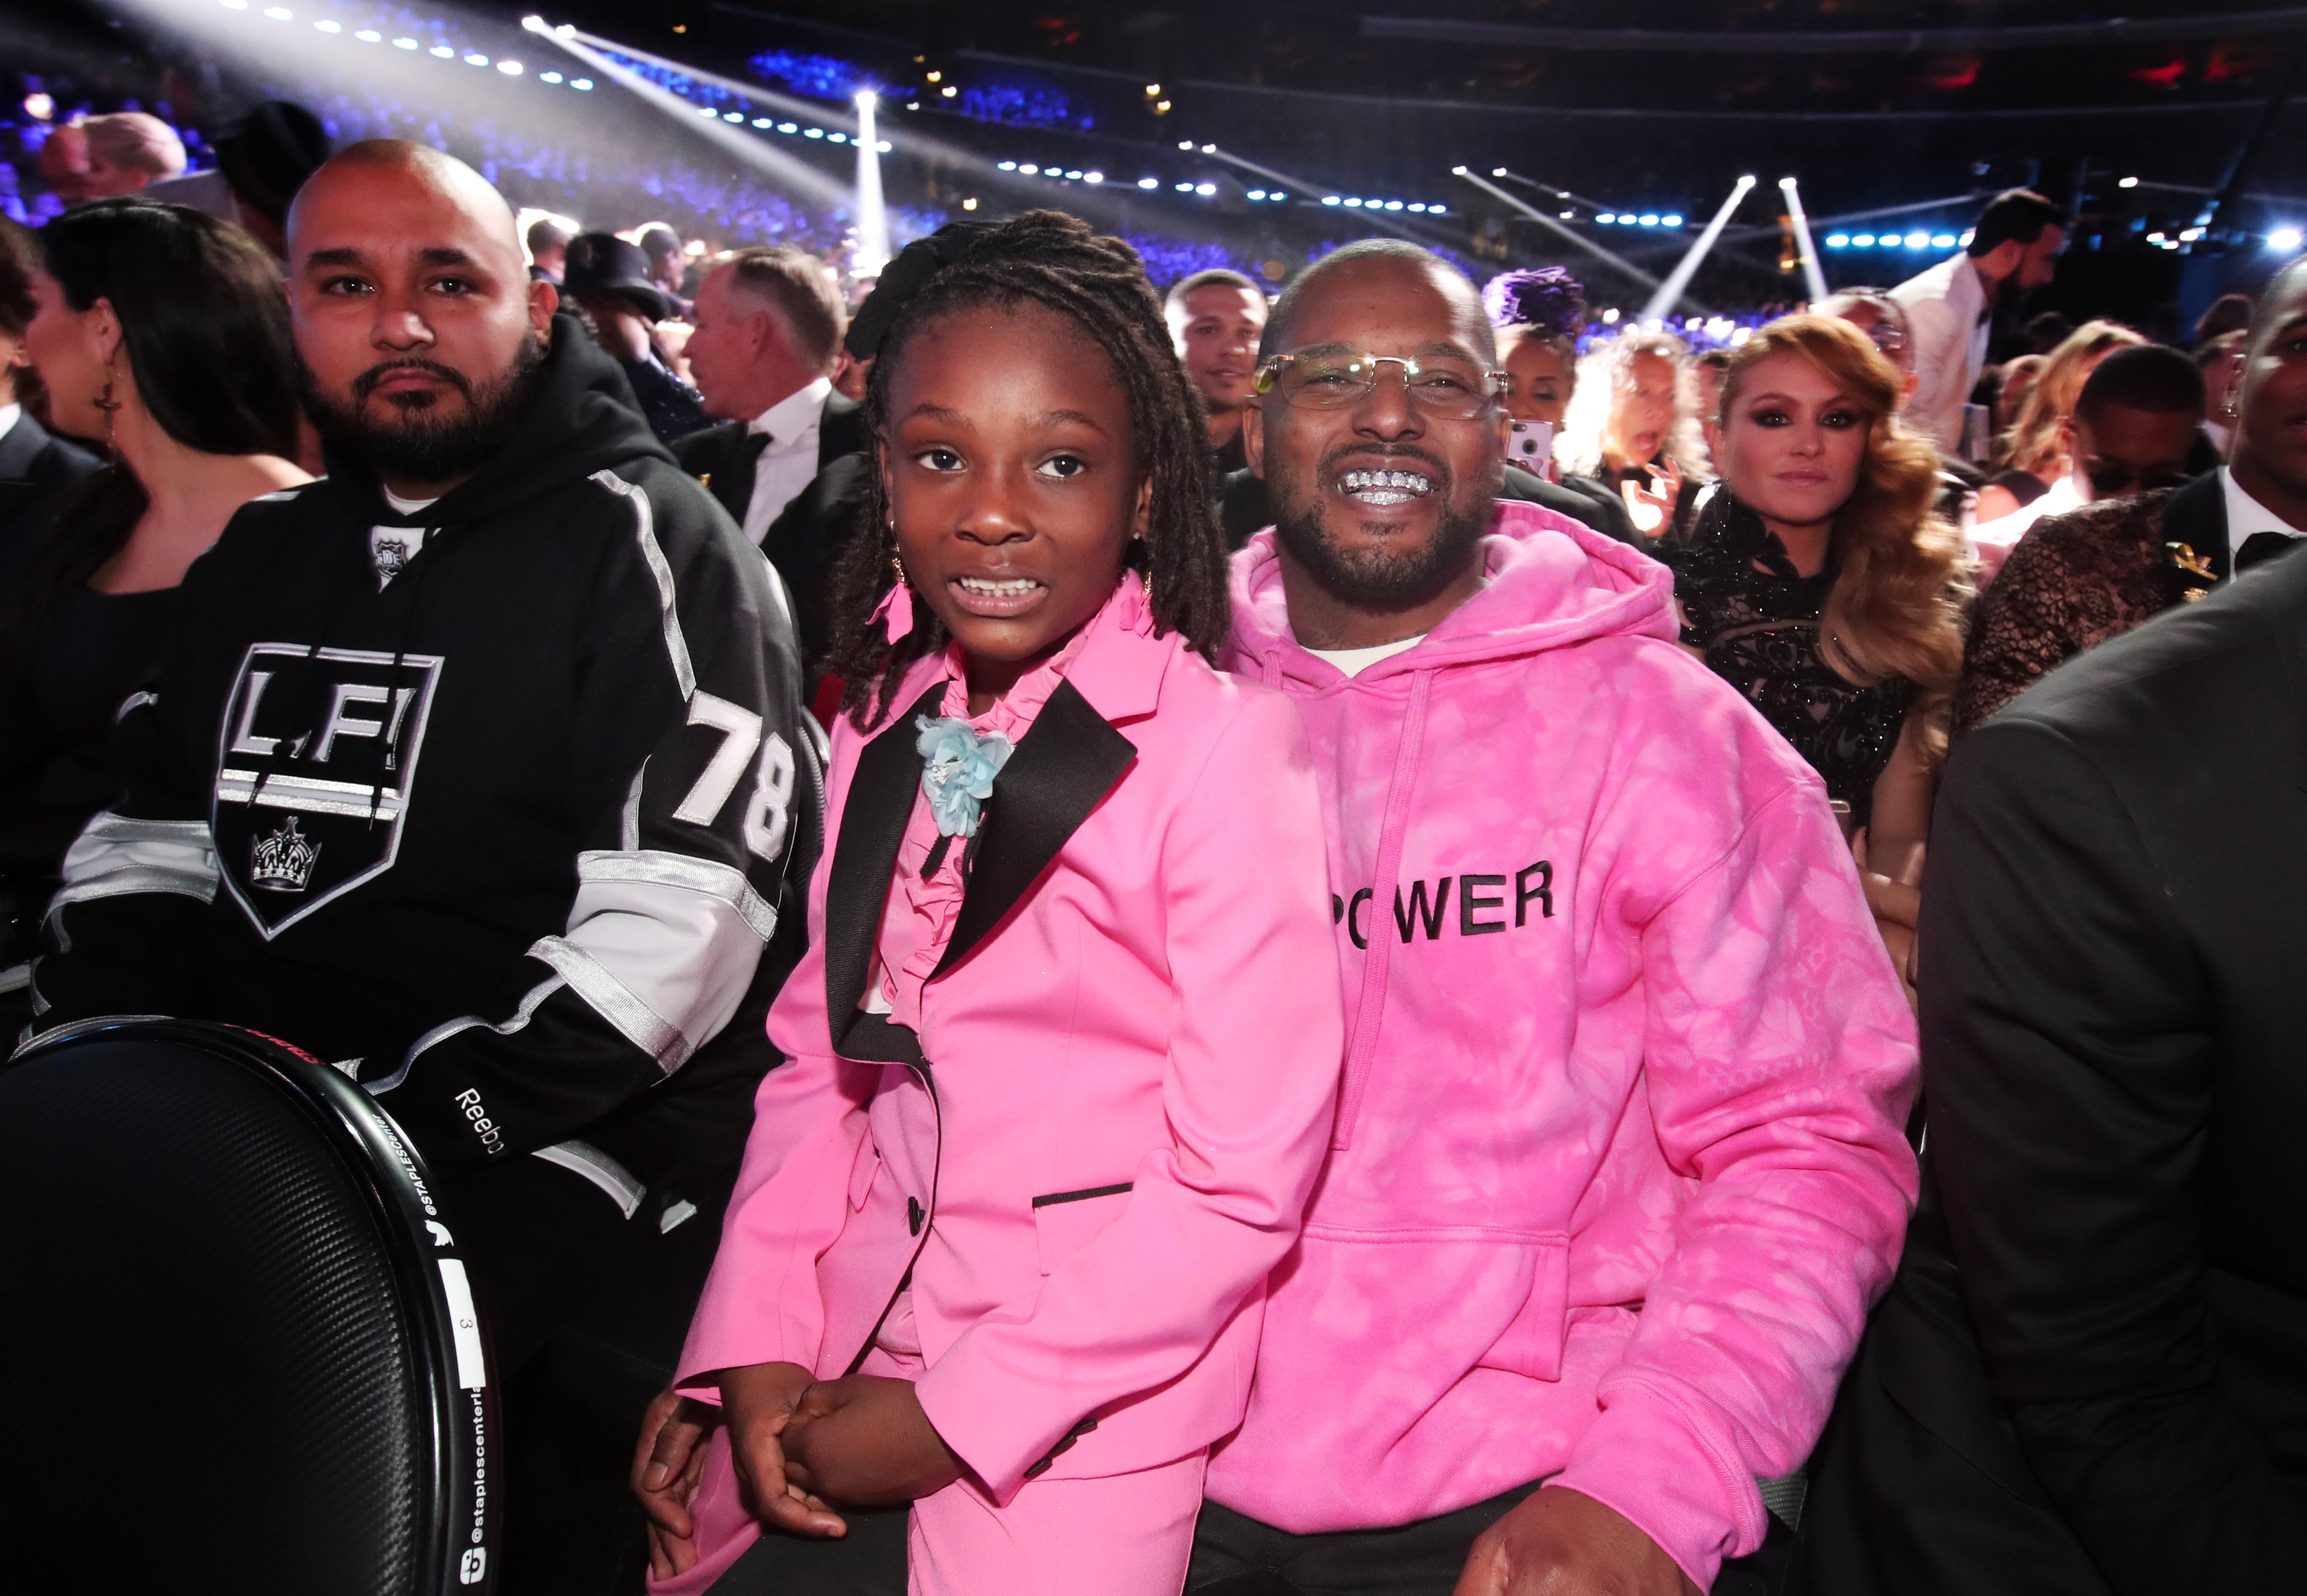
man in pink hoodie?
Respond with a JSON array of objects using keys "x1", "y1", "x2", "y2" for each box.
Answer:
[{"x1": 1194, "y1": 242, "x2": 1921, "y2": 1593}]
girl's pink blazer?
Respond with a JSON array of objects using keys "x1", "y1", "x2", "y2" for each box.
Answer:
[{"x1": 674, "y1": 605, "x2": 1345, "y2": 1503}]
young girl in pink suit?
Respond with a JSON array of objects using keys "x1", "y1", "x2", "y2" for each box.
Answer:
[{"x1": 632, "y1": 212, "x2": 1344, "y2": 1595}]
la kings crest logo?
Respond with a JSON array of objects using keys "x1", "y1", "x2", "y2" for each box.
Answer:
[
  {"x1": 211, "y1": 643, "x2": 444, "y2": 937},
  {"x1": 249, "y1": 815, "x2": 321, "y2": 892}
]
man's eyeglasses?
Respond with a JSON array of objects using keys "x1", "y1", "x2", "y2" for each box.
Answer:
[
  {"x1": 1255, "y1": 353, "x2": 1509, "y2": 420},
  {"x1": 2083, "y1": 460, "x2": 2194, "y2": 499}
]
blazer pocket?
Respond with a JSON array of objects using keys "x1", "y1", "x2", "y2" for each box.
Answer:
[
  {"x1": 1474, "y1": 1233, "x2": 1572, "y2": 1383},
  {"x1": 1031, "y1": 1182, "x2": 1133, "y2": 1275}
]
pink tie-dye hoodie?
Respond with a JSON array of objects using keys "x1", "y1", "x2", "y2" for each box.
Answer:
[{"x1": 1211, "y1": 501, "x2": 1920, "y2": 1588}]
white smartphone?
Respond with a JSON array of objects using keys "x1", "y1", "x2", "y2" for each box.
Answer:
[{"x1": 1507, "y1": 418, "x2": 1556, "y2": 475}]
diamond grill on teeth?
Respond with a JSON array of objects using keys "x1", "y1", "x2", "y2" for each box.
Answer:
[
  {"x1": 959, "y1": 577, "x2": 1039, "y2": 594},
  {"x1": 1342, "y1": 469, "x2": 1430, "y2": 492}
]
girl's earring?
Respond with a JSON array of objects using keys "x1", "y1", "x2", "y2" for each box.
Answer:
[
  {"x1": 94, "y1": 378, "x2": 119, "y2": 456},
  {"x1": 876, "y1": 553, "x2": 916, "y2": 645}
]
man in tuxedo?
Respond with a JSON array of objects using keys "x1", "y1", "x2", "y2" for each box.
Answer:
[
  {"x1": 674, "y1": 246, "x2": 865, "y2": 667},
  {"x1": 1952, "y1": 340, "x2": 2240, "y2": 733},
  {"x1": 0, "y1": 220, "x2": 98, "y2": 541},
  {"x1": 1954, "y1": 277, "x2": 2307, "y2": 733},
  {"x1": 1790, "y1": 452, "x2": 2307, "y2": 1596}
]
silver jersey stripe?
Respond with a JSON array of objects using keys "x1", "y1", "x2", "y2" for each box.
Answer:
[
  {"x1": 366, "y1": 972, "x2": 568, "y2": 1096},
  {"x1": 46, "y1": 814, "x2": 219, "y2": 948},
  {"x1": 576, "y1": 848, "x2": 779, "y2": 941},
  {"x1": 115, "y1": 690, "x2": 157, "y2": 722},
  {"x1": 533, "y1": 1139, "x2": 646, "y2": 1219},
  {"x1": 79, "y1": 813, "x2": 216, "y2": 850},
  {"x1": 590, "y1": 469, "x2": 696, "y2": 699},
  {"x1": 528, "y1": 934, "x2": 694, "y2": 1073}
]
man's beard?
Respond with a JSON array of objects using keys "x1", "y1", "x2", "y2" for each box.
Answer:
[
  {"x1": 301, "y1": 335, "x2": 550, "y2": 486},
  {"x1": 1271, "y1": 445, "x2": 1494, "y2": 613}
]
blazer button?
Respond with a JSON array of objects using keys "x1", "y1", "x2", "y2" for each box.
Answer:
[{"x1": 908, "y1": 1196, "x2": 924, "y2": 1236}]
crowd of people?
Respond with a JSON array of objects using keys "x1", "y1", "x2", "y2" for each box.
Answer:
[{"x1": 0, "y1": 98, "x2": 2302, "y2": 1596}]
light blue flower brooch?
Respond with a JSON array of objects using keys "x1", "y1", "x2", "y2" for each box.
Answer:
[{"x1": 915, "y1": 715, "x2": 1013, "y2": 876}]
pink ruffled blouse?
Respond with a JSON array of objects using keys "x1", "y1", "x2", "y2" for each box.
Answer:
[{"x1": 866, "y1": 573, "x2": 1151, "y2": 1031}]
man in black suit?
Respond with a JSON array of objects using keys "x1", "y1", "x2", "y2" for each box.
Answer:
[
  {"x1": 1954, "y1": 278, "x2": 2307, "y2": 734},
  {"x1": 1792, "y1": 511, "x2": 2307, "y2": 1594},
  {"x1": 0, "y1": 220, "x2": 99, "y2": 540},
  {"x1": 673, "y1": 246, "x2": 864, "y2": 668}
]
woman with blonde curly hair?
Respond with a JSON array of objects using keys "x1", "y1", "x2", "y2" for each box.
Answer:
[
  {"x1": 1664, "y1": 313, "x2": 1969, "y2": 987},
  {"x1": 1975, "y1": 318, "x2": 2144, "y2": 523},
  {"x1": 1555, "y1": 325, "x2": 1709, "y2": 539}
]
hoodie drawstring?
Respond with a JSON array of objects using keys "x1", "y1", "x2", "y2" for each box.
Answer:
[{"x1": 1330, "y1": 667, "x2": 1432, "y2": 1151}]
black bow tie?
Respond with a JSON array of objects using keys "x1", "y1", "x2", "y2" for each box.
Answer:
[
  {"x1": 2235, "y1": 531, "x2": 2304, "y2": 573},
  {"x1": 737, "y1": 430, "x2": 773, "y2": 470}
]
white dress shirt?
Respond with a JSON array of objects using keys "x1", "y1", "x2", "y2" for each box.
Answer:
[
  {"x1": 2222, "y1": 463, "x2": 2305, "y2": 573},
  {"x1": 741, "y1": 376, "x2": 833, "y2": 548},
  {"x1": 0, "y1": 403, "x2": 21, "y2": 448},
  {"x1": 1890, "y1": 253, "x2": 1991, "y2": 459}
]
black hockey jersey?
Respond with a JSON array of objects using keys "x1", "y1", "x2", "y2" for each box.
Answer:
[{"x1": 31, "y1": 318, "x2": 823, "y2": 1197}]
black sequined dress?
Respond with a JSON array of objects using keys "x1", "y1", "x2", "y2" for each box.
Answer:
[{"x1": 1664, "y1": 492, "x2": 1913, "y2": 824}]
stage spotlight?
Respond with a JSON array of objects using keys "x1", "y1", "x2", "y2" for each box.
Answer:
[
  {"x1": 1826, "y1": 233, "x2": 1850, "y2": 248},
  {"x1": 355, "y1": 28, "x2": 379, "y2": 39},
  {"x1": 1931, "y1": 232, "x2": 1955, "y2": 247},
  {"x1": 1137, "y1": 176, "x2": 1157, "y2": 189},
  {"x1": 1451, "y1": 165, "x2": 1468, "y2": 175},
  {"x1": 1662, "y1": 214, "x2": 1682, "y2": 227},
  {"x1": 1322, "y1": 195, "x2": 1340, "y2": 206},
  {"x1": 521, "y1": 13, "x2": 546, "y2": 29},
  {"x1": 497, "y1": 58, "x2": 522, "y2": 73},
  {"x1": 1597, "y1": 212, "x2": 1616, "y2": 223},
  {"x1": 854, "y1": 89, "x2": 878, "y2": 110},
  {"x1": 2271, "y1": 227, "x2": 2304, "y2": 252},
  {"x1": 2119, "y1": 176, "x2": 2139, "y2": 188},
  {"x1": 1491, "y1": 167, "x2": 1505, "y2": 177},
  {"x1": 1083, "y1": 171, "x2": 1103, "y2": 183},
  {"x1": 22, "y1": 92, "x2": 54, "y2": 120}
]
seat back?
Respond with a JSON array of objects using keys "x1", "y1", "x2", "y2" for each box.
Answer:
[{"x1": 0, "y1": 1018, "x2": 500, "y2": 1593}]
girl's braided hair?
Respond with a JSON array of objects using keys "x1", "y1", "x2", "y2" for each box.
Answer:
[{"x1": 824, "y1": 209, "x2": 1230, "y2": 730}]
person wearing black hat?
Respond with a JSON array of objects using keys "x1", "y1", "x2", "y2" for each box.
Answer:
[
  {"x1": 564, "y1": 231, "x2": 711, "y2": 445},
  {"x1": 144, "y1": 100, "x2": 332, "y2": 259}
]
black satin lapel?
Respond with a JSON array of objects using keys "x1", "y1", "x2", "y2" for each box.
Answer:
[
  {"x1": 824, "y1": 684, "x2": 946, "y2": 1039},
  {"x1": 931, "y1": 679, "x2": 1137, "y2": 981}
]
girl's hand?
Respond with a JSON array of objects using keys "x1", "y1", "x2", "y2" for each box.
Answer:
[
  {"x1": 632, "y1": 1388, "x2": 717, "y2": 1578},
  {"x1": 780, "y1": 1375, "x2": 966, "y2": 1506},
  {"x1": 722, "y1": 1361, "x2": 851, "y2": 1539}
]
